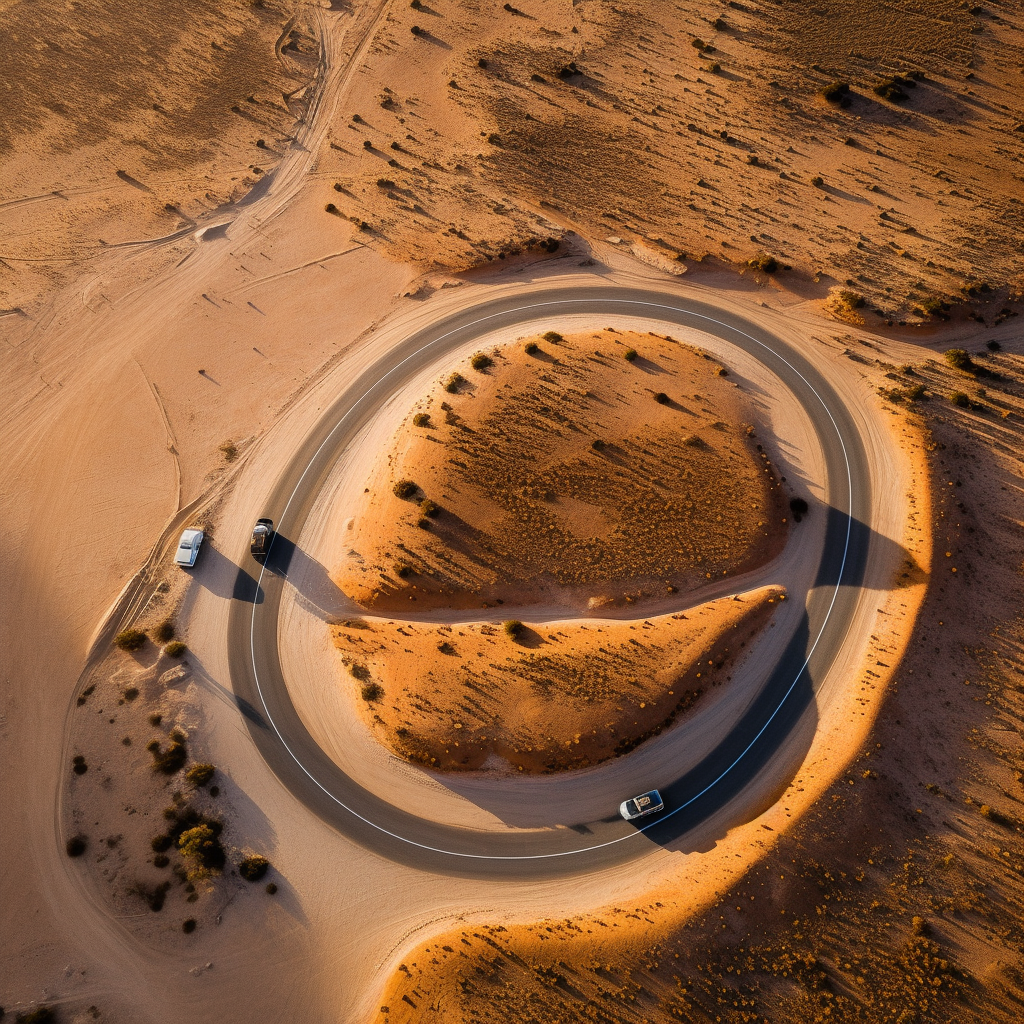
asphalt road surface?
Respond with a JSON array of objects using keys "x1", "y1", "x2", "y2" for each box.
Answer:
[{"x1": 226, "y1": 285, "x2": 871, "y2": 878}]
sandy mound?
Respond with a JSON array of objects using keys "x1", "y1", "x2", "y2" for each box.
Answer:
[
  {"x1": 337, "y1": 329, "x2": 787, "y2": 612},
  {"x1": 333, "y1": 587, "x2": 784, "y2": 774}
]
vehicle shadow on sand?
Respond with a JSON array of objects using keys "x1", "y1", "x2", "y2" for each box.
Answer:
[{"x1": 262, "y1": 534, "x2": 356, "y2": 621}]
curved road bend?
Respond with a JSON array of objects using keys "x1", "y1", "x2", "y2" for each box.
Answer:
[{"x1": 226, "y1": 285, "x2": 872, "y2": 878}]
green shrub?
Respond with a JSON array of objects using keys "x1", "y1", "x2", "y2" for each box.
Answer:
[
  {"x1": 178, "y1": 824, "x2": 225, "y2": 877},
  {"x1": 164, "y1": 641, "x2": 186, "y2": 658},
  {"x1": 361, "y1": 681, "x2": 384, "y2": 702},
  {"x1": 239, "y1": 854, "x2": 271, "y2": 882},
  {"x1": 949, "y1": 391, "x2": 970, "y2": 408},
  {"x1": 623, "y1": 348, "x2": 638, "y2": 361},
  {"x1": 149, "y1": 738, "x2": 188, "y2": 775},
  {"x1": 503, "y1": 619, "x2": 524, "y2": 639},
  {"x1": 393, "y1": 479, "x2": 419, "y2": 499},
  {"x1": 412, "y1": 412, "x2": 430, "y2": 427},
  {"x1": 186, "y1": 763, "x2": 216, "y2": 788},
  {"x1": 114, "y1": 628, "x2": 146, "y2": 652},
  {"x1": 66, "y1": 834, "x2": 88, "y2": 857},
  {"x1": 747, "y1": 253, "x2": 778, "y2": 273},
  {"x1": 154, "y1": 619, "x2": 176, "y2": 643},
  {"x1": 542, "y1": 331, "x2": 563, "y2": 343},
  {"x1": 420, "y1": 499, "x2": 440, "y2": 518},
  {"x1": 444, "y1": 372, "x2": 465, "y2": 393},
  {"x1": 944, "y1": 348, "x2": 974, "y2": 372},
  {"x1": 470, "y1": 352, "x2": 493, "y2": 370},
  {"x1": 524, "y1": 341, "x2": 539, "y2": 354},
  {"x1": 821, "y1": 80, "x2": 851, "y2": 105}
]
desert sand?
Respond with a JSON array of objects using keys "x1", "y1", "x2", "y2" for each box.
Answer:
[{"x1": 2, "y1": 1, "x2": 1022, "y2": 1022}]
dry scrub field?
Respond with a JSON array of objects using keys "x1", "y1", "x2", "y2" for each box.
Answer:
[
  {"x1": 371, "y1": 344, "x2": 1024, "y2": 1024},
  {"x1": 319, "y1": 0, "x2": 1024, "y2": 320},
  {"x1": 337, "y1": 329, "x2": 788, "y2": 613},
  {"x1": 332, "y1": 588, "x2": 783, "y2": 773}
]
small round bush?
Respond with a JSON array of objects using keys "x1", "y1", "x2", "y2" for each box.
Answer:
[
  {"x1": 325, "y1": 202, "x2": 338, "y2": 214},
  {"x1": 393, "y1": 479, "x2": 419, "y2": 499},
  {"x1": 16, "y1": 1007, "x2": 55, "y2": 1024},
  {"x1": 114, "y1": 628, "x2": 147, "y2": 652},
  {"x1": 151, "y1": 833, "x2": 173, "y2": 853},
  {"x1": 186, "y1": 763, "x2": 216, "y2": 788},
  {"x1": 470, "y1": 352, "x2": 493, "y2": 370},
  {"x1": 444, "y1": 372, "x2": 465, "y2": 393},
  {"x1": 239, "y1": 854, "x2": 270, "y2": 882},
  {"x1": 153, "y1": 853, "x2": 170, "y2": 868},
  {"x1": 653, "y1": 392, "x2": 670, "y2": 405},
  {"x1": 123, "y1": 686, "x2": 139, "y2": 701},
  {"x1": 811, "y1": 175, "x2": 824, "y2": 188},
  {"x1": 542, "y1": 331, "x2": 563, "y2": 343},
  {"x1": 72, "y1": 755, "x2": 88, "y2": 775},
  {"x1": 944, "y1": 348, "x2": 973, "y2": 372},
  {"x1": 148, "y1": 713, "x2": 162, "y2": 726},
  {"x1": 949, "y1": 391, "x2": 970, "y2": 408},
  {"x1": 182, "y1": 918, "x2": 197, "y2": 934},
  {"x1": 623, "y1": 348, "x2": 638, "y2": 362},
  {"x1": 66, "y1": 834, "x2": 88, "y2": 857},
  {"x1": 361, "y1": 681, "x2": 384, "y2": 702},
  {"x1": 413, "y1": 412, "x2": 431, "y2": 427},
  {"x1": 266, "y1": 882, "x2": 278, "y2": 895},
  {"x1": 524, "y1": 341, "x2": 539, "y2": 354},
  {"x1": 164, "y1": 641, "x2": 186, "y2": 658},
  {"x1": 420, "y1": 499, "x2": 440, "y2": 518},
  {"x1": 154, "y1": 619, "x2": 176, "y2": 643},
  {"x1": 503, "y1": 619, "x2": 524, "y2": 639}
]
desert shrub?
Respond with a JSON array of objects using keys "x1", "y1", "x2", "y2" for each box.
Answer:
[
  {"x1": 980, "y1": 804, "x2": 1010, "y2": 825},
  {"x1": 209, "y1": 786, "x2": 219, "y2": 797},
  {"x1": 186, "y1": 763, "x2": 216, "y2": 788},
  {"x1": 653, "y1": 392, "x2": 670, "y2": 404},
  {"x1": 949, "y1": 391, "x2": 970, "y2": 408},
  {"x1": 393, "y1": 479, "x2": 419, "y2": 499},
  {"x1": 395, "y1": 562, "x2": 412, "y2": 578},
  {"x1": 349, "y1": 662, "x2": 370, "y2": 681},
  {"x1": 503, "y1": 619, "x2": 524, "y2": 639},
  {"x1": 153, "y1": 853, "x2": 170, "y2": 867},
  {"x1": 542, "y1": 331, "x2": 563, "y2": 343},
  {"x1": 151, "y1": 833, "x2": 173, "y2": 853},
  {"x1": 123, "y1": 686, "x2": 139, "y2": 702},
  {"x1": 178, "y1": 824, "x2": 225, "y2": 877},
  {"x1": 72, "y1": 755, "x2": 88, "y2": 775},
  {"x1": 747, "y1": 253, "x2": 778, "y2": 273},
  {"x1": 76, "y1": 683, "x2": 95, "y2": 707},
  {"x1": 376, "y1": 178, "x2": 395, "y2": 189},
  {"x1": 361, "y1": 681, "x2": 384, "y2": 702},
  {"x1": 591, "y1": 439, "x2": 607, "y2": 451},
  {"x1": 154, "y1": 619, "x2": 175, "y2": 643},
  {"x1": 420, "y1": 499, "x2": 440, "y2": 518},
  {"x1": 691, "y1": 37, "x2": 710, "y2": 51},
  {"x1": 906, "y1": 383, "x2": 926, "y2": 401},
  {"x1": 16, "y1": 1006, "x2": 55, "y2": 1023},
  {"x1": 417, "y1": 517, "x2": 431, "y2": 529},
  {"x1": 239, "y1": 854, "x2": 271, "y2": 881},
  {"x1": 410, "y1": 24, "x2": 423, "y2": 35},
  {"x1": 987, "y1": 339, "x2": 1002, "y2": 352},
  {"x1": 182, "y1": 918, "x2": 197, "y2": 934},
  {"x1": 219, "y1": 439, "x2": 239, "y2": 462},
  {"x1": 266, "y1": 882, "x2": 278, "y2": 894},
  {"x1": 325, "y1": 202, "x2": 338, "y2": 214},
  {"x1": 524, "y1": 341, "x2": 539, "y2": 354},
  {"x1": 133, "y1": 879, "x2": 171, "y2": 912},
  {"x1": 444, "y1": 372, "x2": 466, "y2": 393},
  {"x1": 944, "y1": 348, "x2": 974, "y2": 372},
  {"x1": 874, "y1": 75, "x2": 913, "y2": 102},
  {"x1": 917, "y1": 296, "x2": 950, "y2": 318},
  {"x1": 66, "y1": 834, "x2": 88, "y2": 857},
  {"x1": 789, "y1": 497, "x2": 809, "y2": 519},
  {"x1": 623, "y1": 348, "x2": 638, "y2": 361},
  {"x1": 811, "y1": 175, "x2": 824, "y2": 188},
  {"x1": 149, "y1": 737, "x2": 188, "y2": 775},
  {"x1": 713, "y1": 16, "x2": 727, "y2": 29},
  {"x1": 114, "y1": 628, "x2": 146, "y2": 652},
  {"x1": 412, "y1": 412, "x2": 430, "y2": 427},
  {"x1": 164, "y1": 641, "x2": 186, "y2": 658},
  {"x1": 470, "y1": 351, "x2": 493, "y2": 370},
  {"x1": 148, "y1": 713, "x2": 162, "y2": 726},
  {"x1": 709, "y1": 61, "x2": 721, "y2": 74},
  {"x1": 821, "y1": 80, "x2": 851, "y2": 105}
]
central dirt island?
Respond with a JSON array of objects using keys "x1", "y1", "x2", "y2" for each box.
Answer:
[{"x1": 331, "y1": 328, "x2": 792, "y2": 773}]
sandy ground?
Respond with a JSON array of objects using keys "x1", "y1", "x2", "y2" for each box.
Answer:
[
  {"x1": 336, "y1": 327, "x2": 787, "y2": 612},
  {"x1": 3, "y1": 2, "x2": 1022, "y2": 1022}
]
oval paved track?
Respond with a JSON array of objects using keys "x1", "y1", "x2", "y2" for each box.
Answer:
[{"x1": 226, "y1": 285, "x2": 871, "y2": 878}]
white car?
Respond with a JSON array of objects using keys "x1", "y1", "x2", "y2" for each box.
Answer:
[
  {"x1": 619, "y1": 790, "x2": 664, "y2": 821},
  {"x1": 173, "y1": 528, "x2": 204, "y2": 567}
]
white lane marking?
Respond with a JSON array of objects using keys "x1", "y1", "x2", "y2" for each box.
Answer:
[{"x1": 248, "y1": 297, "x2": 855, "y2": 861}]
